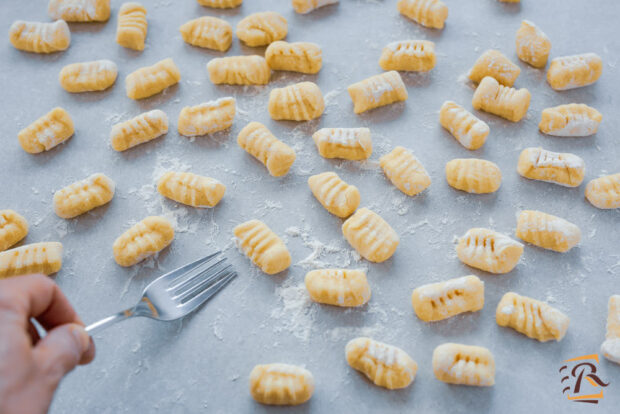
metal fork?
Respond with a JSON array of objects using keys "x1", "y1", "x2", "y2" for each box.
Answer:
[{"x1": 86, "y1": 252, "x2": 236, "y2": 335}]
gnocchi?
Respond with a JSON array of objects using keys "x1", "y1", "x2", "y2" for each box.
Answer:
[
  {"x1": 233, "y1": 220, "x2": 291, "y2": 274},
  {"x1": 197, "y1": 0, "x2": 242, "y2": 8},
  {"x1": 456, "y1": 228, "x2": 523, "y2": 274},
  {"x1": 268, "y1": 82, "x2": 324, "y2": 121},
  {"x1": 379, "y1": 40, "x2": 436, "y2": 72},
  {"x1": 9, "y1": 20, "x2": 70, "y2": 53},
  {"x1": 539, "y1": 103, "x2": 602, "y2": 137},
  {"x1": 18, "y1": 107, "x2": 74, "y2": 154},
  {"x1": 116, "y1": 2, "x2": 147, "y2": 51},
  {"x1": 312, "y1": 128, "x2": 372, "y2": 160},
  {"x1": 236, "y1": 12, "x2": 287, "y2": 47},
  {"x1": 411, "y1": 275, "x2": 484, "y2": 322},
  {"x1": 113, "y1": 216, "x2": 174, "y2": 267},
  {"x1": 307, "y1": 172, "x2": 360, "y2": 218},
  {"x1": 397, "y1": 0, "x2": 448, "y2": 29},
  {"x1": 585, "y1": 173, "x2": 620, "y2": 209},
  {"x1": 445, "y1": 158, "x2": 501, "y2": 194},
  {"x1": 515, "y1": 20, "x2": 551, "y2": 68},
  {"x1": 0, "y1": 210, "x2": 28, "y2": 252},
  {"x1": 265, "y1": 41, "x2": 322, "y2": 74},
  {"x1": 342, "y1": 208, "x2": 399, "y2": 263},
  {"x1": 305, "y1": 269, "x2": 370, "y2": 307},
  {"x1": 496, "y1": 292, "x2": 569, "y2": 342},
  {"x1": 177, "y1": 97, "x2": 236, "y2": 137},
  {"x1": 516, "y1": 210, "x2": 581, "y2": 253},
  {"x1": 293, "y1": 0, "x2": 338, "y2": 14},
  {"x1": 53, "y1": 173, "x2": 115, "y2": 219},
  {"x1": 439, "y1": 101, "x2": 490, "y2": 150},
  {"x1": 469, "y1": 49, "x2": 520, "y2": 86},
  {"x1": 547, "y1": 53, "x2": 603, "y2": 91},
  {"x1": 110, "y1": 109, "x2": 168, "y2": 151},
  {"x1": 432, "y1": 343, "x2": 495, "y2": 386},
  {"x1": 59, "y1": 60, "x2": 118, "y2": 93},
  {"x1": 0, "y1": 242, "x2": 63, "y2": 279},
  {"x1": 379, "y1": 146, "x2": 431, "y2": 196},
  {"x1": 179, "y1": 16, "x2": 232, "y2": 52},
  {"x1": 249, "y1": 364, "x2": 314, "y2": 406},
  {"x1": 237, "y1": 122, "x2": 296, "y2": 177},
  {"x1": 346, "y1": 337, "x2": 417, "y2": 389},
  {"x1": 207, "y1": 56, "x2": 270, "y2": 85},
  {"x1": 347, "y1": 71, "x2": 408, "y2": 114},
  {"x1": 517, "y1": 147, "x2": 585, "y2": 187},
  {"x1": 157, "y1": 172, "x2": 225, "y2": 208},
  {"x1": 125, "y1": 58, "x2": 181, "y2": 100},
  {"x1": 601, "y1": 295, "x2": 620, "y2": 364},
  {"x1": 472, "y1": 76, "x2": 531, "y2": 122},
  {"x1": 48, "y1": 0, "x2": 110, "y2": 22}
]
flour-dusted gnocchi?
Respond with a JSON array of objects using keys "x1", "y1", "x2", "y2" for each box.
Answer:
[
  {"x1": 113, "y1": 216, "x2": 174, "y2": 267},
  {"x1": 312, "y1": 128, "x2": 372, "y2": 160},
  {"x1": 0, "y1": 210, "x2": 28, "y2": 252},
  {"x1": 517, "y1": 147, "x2": 585, "y2": 187},
  {"x1": 237, "y1": 122, "x2": 296, "y2": 177},
  {"x1": 601, "y1": 295, "x2": 620, "y2": 364},
  {"x1": 236, "y1": 11, "x2": 287, "y2": 47},
  {"x1": 197, "y1": 0, "x2": 242, "y2": 8},
  {"x1": 439, "y1": 101, "x2": 489, "y2": 150},
  {"x1": 179, "y1": 16, "x2": 232, "y2": 52},
  {"x1": 48, "y1": 0, "x2": 110, "y2": 22},
  {"x1": 125, "y1": 58, "x2": 180, "y2": 100},
  {"x1": 233, "y1": 220, "x2": 291, "y2": 274},
  {"x1": 472, "y1": 76, "x2": 530, "y2": 122},
  {"x1": 347, "y1": 71, "x2": 408, "y2": 114},
  {"x1": 380, "y1": 146, "x2": 431, "y2": 196},
  {"x1": 249, "y1": 364, "x2": 314, "y2": 406},
  {"x1": 116, "y1": 2, "x2": 147, "y2": 51},
  {"x1": 18, "y1": 107, "x2": 74, "y2": 154},
  {"x1": 379, "y1": 40, "x2": 436, "y2": 72},
  {"x1": 293, "y1": 0, "x2": 338, "y2": 14},
  {"x1": 110, "y1": 109, "x2": 168, "y2": 151},
  {"x1": 157, "y1": 172, "x2": 225, "y2": 208},
  {"x1": 432, "y1": 343, "x2": 495, "y2": 386},
  {"x1": 445, "y1": 158, "x2": 501, "y2": 194},
  {"x1": 305, "y1": 269, "x2": 370, "y2": 307},
  {"x1": 539, "y1": 104, "x2": 602, "y2": 137},
  {"x1": 207, "y1": 56, "x2": 270, "y2": 85},
  {"x1": 53, "y1": 173, "x2": 115, "y2": 219},
  {"x1": 469, "y1": 50, "x2": 520, "y2": 86},
  {"x1": 9, "y1": 20, "x2": 70, "y2": 53},
  {"x1": 59, "y1": 60, "x2": 117, "y2": 93},
  {"x1": 0, "y1": 242, "x2": 63, "y2": 279},
  {"x1": 456, "y1": 228, "x2": 523, "y2": 274},
  {"x1": 515, "y1": 20, "x2": 551, "y2": 68},
  {"x1": 177, "y1": 97, "x2": 235, "y2": 137},
  {"x1": 496, "y1": 292, "x2": 570, "y2": 342},
  {"x1": 342, "y1": 208, "x2": 399, "y2": 263},
  {"x1": 585, "y1": 173, "x2": 620, "y2": 209},
  {"x1": 346, "y1": 337, "x2": 417, "y2": 389},
  {"x1": 411, "y1": 275, "x2": 484, "y2": 322},
  {"x1": 547, "y1": 53, "x2": 603, "y2": 91},
  {"x1": 265, "y1": 41, "x2": 322, "y2": 74},
  {"x1": 308, "y1": 172, "x2": 360, "y2": 218},
  {"x1": 516, "y1": 210, "x2": 581, "y2": 253},
  {"x1": 269, "y1": 82, "x2": 324, "y2": 121},
  {"x1": 397, "y1": 0, "x2": 448, "y2": 29}
]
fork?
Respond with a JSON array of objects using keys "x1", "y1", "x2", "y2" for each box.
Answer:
[{"x1": 86, "y1": 252, "x2": 236, "y2": 335}]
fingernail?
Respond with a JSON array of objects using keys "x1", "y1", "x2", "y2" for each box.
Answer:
[{"x1": 71, "y1": 324, "x2": 90, "y2": 352}]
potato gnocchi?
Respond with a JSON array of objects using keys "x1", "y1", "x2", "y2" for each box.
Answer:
[
  {"x1": 547, "y1": 53, "x2": 603, "y2": 91},
  {"x1": 59, "y1": 60, "x2": 118, "y2": 93},
  {"x1": 469, "y1": 49, "x2": 520, "y2": 86},
  {"x1": 268, "y1": 82, "x2": 324, "y2": 121},
  {"x1": 0, "y1": 242, "x2": 63, "y2": 279},
  {"x1": 249, "y1": 363, "x2": 314, "y2": 406},
  {"x1": 312, "y1": 128, "x2": 372, "y2": 160},
  {"x1": 380, "y1": 146, "x2": 431, "y2": 196},
  {"x1": 293, "y1": 0, "x2": 338, "y2": 14},
  {"x1": 342, "y1": 208, "x2": 399, "y2": 263},
  {"x1": 397, "y1": 0, "x2": 448, "y2": 29},
  {"x1": 18, "y1": 107, "x2": 74, "y2": 154},
  {"x1": 305, "y1": 269, "x2": 370, "y2": 307},
  {"x1": 265, "y1": 41, "x2": 322, "y2": 74},
  {"x1": 179, "y1": 16, "x2": 232, "y2": 52},
  {"x1": 517, "y1": 147, "x2": 585, "y2": 187},
  {"x1": 432, "y1": 343, "x2": 495, "y2": 386},
  {"x1": 125, "y1": 58, "x2": 181, "y2": 100},
  {"x1": 411, "y1": 275, "x2": 484, "y2": 322},
  {"x1": 9, "y1": 20, "x2": 70, "y2": 53},
  {"x1": 515, "y1": 20, "x2": 551, "y2": 68},
  {"x1": 53, "y1": 173, "x2": 115, "y2": 219},
  {"x1": 516, "y1": 210, "x2": 581, "y2": 253},
  {"x1": 207, "y1": 56, "x2": 270, "y2": 85},
  {"x1": 0, "y1": 210, "x2": 28, "y2": 252},
  {"x1": 157, "y1": 172, "x2": 225, "y2": 208},
  {"x1": 585, "y1": 173, "x2": 620, "y2": 209},
  {"x1": 236, "y1": 12, "x2": 287, "y2": 47},
  {"x1": 601, "y1": 295, "x2": 620, "y2": 364},
  {"x1": 233, "y1": 220, "x2": 291, "y2": 275},
  {"x1": 472, "y1": 76, "x2": 531, "y2": 122},
  {"x1": 347, "y1": 71, "x2": 408, "y2": 114},
  {"x1": 116, "y1": 2, "x2": 147, "y2": 51},
  {"x1": 197, "y1": 0, "x2": 242, "y2": 8},
  {"x1": 456, "y1": 228, "x2": 523, "y2": 274},
  {"x1": 379, "y1": 40, "x2": 436, "y2": 72},
  {"x1": 308, "y1": 172, "x2": 360, "y2": 218},
  {"x1": 445, "y1": 158, "x2": 501, "y2": 194},
  {"x1": 48, "y1": 0, "x2": 110, "y2": 22},
  {"x1": 110, "y1": 109, "x2": 168, "y2": 151},
  {"x1": 539, "y1": 104, "x2": 602, "y2": 137},
  {"x1": 113, "y1": 216, "x2": 174, "y2": 267},
  {"x1": 177, "y1": 97, "x2": 235, "y2": 137},
  {"x1": 439, "y1": 101, "x2": 489, "y2": 150},
  {"x1": 237, "y1": 122, "x2": 296, "y2": 177}
]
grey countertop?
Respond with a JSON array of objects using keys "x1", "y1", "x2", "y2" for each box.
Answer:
[{"x1": 1, "y1": 0, "x2": 620, "y2": 412}]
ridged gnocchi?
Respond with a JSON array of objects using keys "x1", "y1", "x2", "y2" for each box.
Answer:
[
  {"x1": 265, "y1": 41, "x2": 322, "y2": 74},
  {"x1": 342, "y1": 208, "x2": 399, "y2": 263},
  {"x1": 516, "y1": 210, "x2": 581, "y2": 253},
  {"x1": 110, "y1": 109, "x2": 168, "y2": 151},
  {"x1": 179, "y1": 16, "x2": 232, "y2": 52},
  {"x1": 249, "y1": 364, "x2": 314, "y2": 406},
  {"x1": 347, "y1": 71, "x2": 408, "y2": 114},
  {"x1": 496, "y1": 292, "x2": 570, "y2": 342},
  {"x1": 177, "y1": 97, "x2": 235, "y2": 137},
  {"x1": 539, "y1": 104, "x2": 602, "y2": 137},
  {"x1": 9, "y1": 20, "x2": 70, "y2": 53},
  {"x1": 0, "y1": 242, "x2": 63, "y2": 279},
  {"x1": 237, "y1": 122, "x2": 295, "y2": 177},
  {"x1": 547, "y1": 53, "x2": 603, "y2": 91},
  {"x1": 233, "y1": 219, "x2": 291, "y2": 274},
  {"x1": 59, "y1": 60, "x2": 118, "y2": 93},
  {"x1": 113, "y1": 216, "x2": 174, "y2": 267},
  {"x1": 157, "y1": 172, "x2": 225, "y2": 208},
  {"x1": 305, "y1": 269, "x2": 370, "y2": 307},
  {"x1": 380, "y1": 146, "x2": 431, "y2": 196},
  {"x1": 197, "y1": 0, "x2": 242, "y2": 8},
  {"x1": 432, "y1": 343, "x2": 495, "y2": 386},
  {"x1": 207, "y1": 56, "x2": 270, "y2": 85},
  {"x1": 515, "y1": 20, "x2": 551, "y2": 68},
  {"x1": 268, "y1": 82, "x2": 324, "y2": 121},
  {"x1": 469, "y1": 49, "x2": 520, "y2": 86},
  {"x1": 439, "y1": 101, "x2": 489, "y2": 150},
  {"x1": 53, "y1": 173, "x2": 115, "y2": 219},
  {"x1": 517, "y1": 147, "x2": 585, "y2": 187},
  {"x1": 0, "y1": 210, "x2": 28, "y2": 252},
  {"x1": 293, "y1": 0, "x2": 338, "y2": 14},
  {"x1": 445, "y1": 158, "x2": 501, "y2": 194},
  {"x1": 411, "y1": 275, "x2": 484, "y2": 322},
  {"x1": 125, "y1": 58, "x2": 180, "y2": 100},
  {"x1": 116, "y1": 2, "x2": 147, "y2": 51},
  {"x1": 18, "y1": 107, "x2": 74, "y2": 154},
  {"x1": 48, "y1": 0, "x2": 110, "y2": 22},
  {"x1": 312, "y1": 128, "x2": 372, "y2": 160},
  {"x1": 308, "y1": 172, "x2": 360, "y2": 218},
  {"x1": 397, "y1": 0, "x2": 448, "y2": 29},
  {"x1": 601, "y1": 295, "x2": 620, "y2": 364},
  {"x1": 379, "y1": 40, "x2": 436, "y2": 72},
  {"x1": 236, "y1": 12, "x2": 287, "y2": 47},
  {"x1": 456, "y1": 228, "x2": 523, "y2": 274},
  {"x1": 585, "y1": 173, "x2": 620, "y2": 209},
  {"x1": 472, "y1": 76, "x2": 531, "y2": 122}
]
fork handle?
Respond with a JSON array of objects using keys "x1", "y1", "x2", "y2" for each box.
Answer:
[{"x1": 86, "y1": 309, "x2": 134, "y2": 335}]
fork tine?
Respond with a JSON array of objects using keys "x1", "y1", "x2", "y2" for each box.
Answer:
[
  {"x1": 169, "y1": 256, "x2": 227, "y2": 293},
  {"x1": 175, "y1": 263, "x2": 233, "y2": 302},
  {"x1": 156, "y1": 252, "x2": 221, "y2": 285},
  {"x1": 179, "y1": 271, "x2": 237, "y2": 311}
]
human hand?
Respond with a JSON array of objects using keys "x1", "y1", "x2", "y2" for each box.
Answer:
[{"x1": 0, "y1": 274, "x2": 95, "y2": 414}]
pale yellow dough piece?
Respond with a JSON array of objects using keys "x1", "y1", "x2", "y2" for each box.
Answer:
[
  {"x1": 53, "y1": 173, "x2": 115, "y2": 219},
  {"x1": 601, "y1": 295, "x2": 620, "y2": 364},
  {"x1": 48, "y1": 0, "x2": 110, "y2": 22},
  {"x1": 0, "y1": 210, "x2": 28, "y2": 252},
  {"x1": 268, "y1": 82, "x2": 324, "y2": 121},
  {"x1": 125, "y1": 58, "x2": 180, "y2": 100},
  {"x1": 432, "y1": 343, "x2": 495, "y2": 386},
  {"x1": 305, "y1": 269, "x2": 370, "y2": 307},
  {"x1": 517, "y1": 147, "x2": 585, "y2": 187},
  {"x1": 496, "y1": 292, "x2": 569, "y2": 342},
  {"x1": 397, "y1": 0, "x2": 448, "y2": 29},
  {"x1": 515, "y1": 20, "x2": 551, "y2": 68},
  {"x1": 445, "y1": 158, "x2": 501, "y2": 194},
  {"x1": 117, "y1": 2, "x2": 147, "y2": 51},
  {"x1": 179, "y1": 17, "x2": 232, "y2": 52},
  {"x1": 197, "y1": 0, "x2": 242, "y2": 8},
  {"x1": 472, "y1": 76, "x2": 530, "y2": 122},
  {"x1": 346, "y1": 337, "x2": 417, "y2": 389},
  {"x1": 379, "y1": 40, "x2": 435, "y2": 72},
  {"x1": 237, "y1": 122, "x2": 295, "y2": 177},
  {"x1": 308, "y1": 172, "x2": 360, "y2": 218},
  {"x1": 380, "y1": 146, "x2": 431, "y2": 196},
  {"x1": 236, "y1": 12, "x2": 287, "y2": 47},
  {"x1": 207, "y1": 56, "x2": 270, "y2": 85},
  {"x1": 9, "y1": 20, "x2": 70, "y2": 53},
  {"x1": 113, "y1": 216, "x2": 174, "y2": 267},
  {"x1": 585, "y1": 173, "x2": 620, "y2": 209},
  {"x1": 312, "y1": 128, "x2": 372, "y2": 160},
  {"x1": 233, "y1": 220, "x2": 291, "y2": 274},
  {"x1": 59, "y1": 60, "x2": 117, "y2": 93},
  {"x1": 516, "y1": 210, "x2": 581, "y2": 253},
  {"x1": 178, "y1": 97, "x2": 235, "y2": 137},
  {"x1": 110, "y1": 109, "x2": 168, "y2": 151},
  {"x1": 469, "y1": 49, "x2": 520, "y2": 86},
  {"x1": 265, "y1": 41, "x2": 322, "y2": 74},
  {"x1": 411, "y1": 275, "x2": 484, "y2": 322},
  {"x1": 439, "y1": 101, "x2": 489, "y2": 150},
  {"x1": 539, "y1": 104, "x2": 602, "y2": 137},
  {"x1": 347, "y1": 71, "x2": 408, "y2": 114},
  {"x1": 157, "y1": 172, "x2": 225, "y2": 208},
  {"x1": 0, "y1": 242, "x2": 63, "y2": 279},
  {"x1": 18, "y1": 107, "x2": 74, "y2": 154},
  {"x1": 456, "y1": 228, "x2": 523, "y2": 274},
  {"x1": 249, "y1": 364, "x2": 314, "y2": 406},
  {"x1": 342, "y1": 208, "x2": 399, "y2": 263},
  {"x1": 547, "y1": 53, "x2": 602, "y2": 91},
  {"x1": 293, "y1": 0, "x2": 339, "y2": 14}
]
